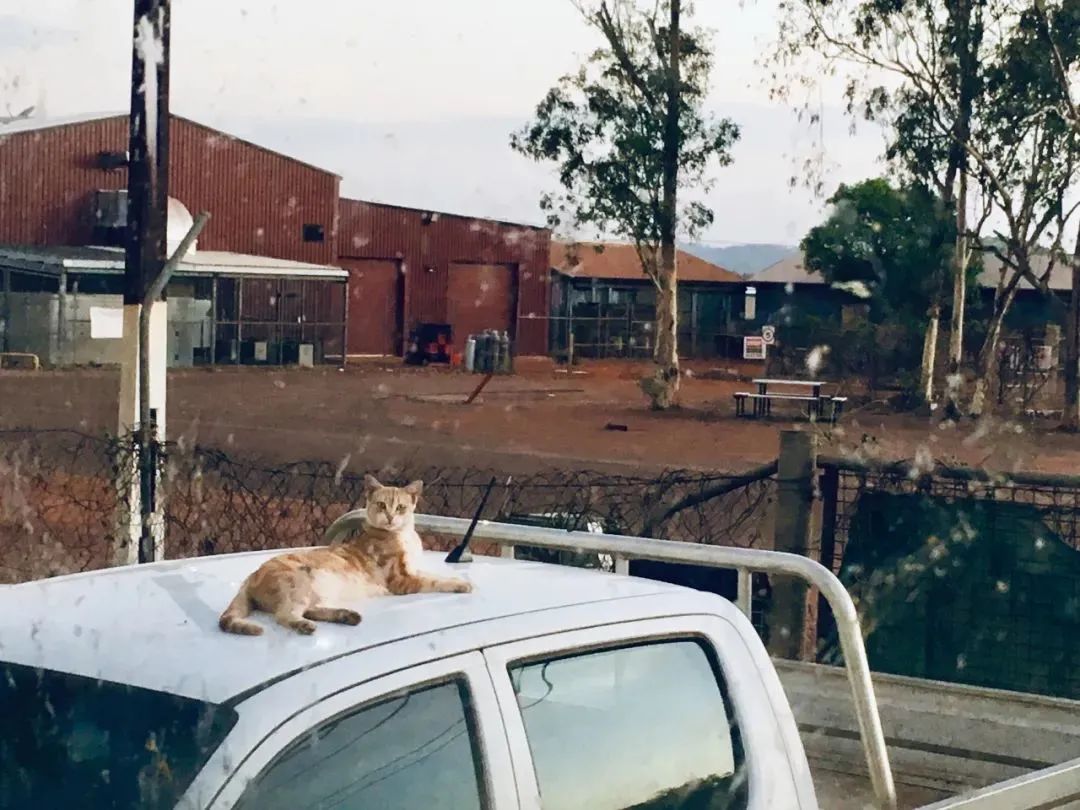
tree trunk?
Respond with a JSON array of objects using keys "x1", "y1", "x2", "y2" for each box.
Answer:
[
  {"x1": 641, "y1": 0, "x2": 682, "y2": 410},
  {"x1": 970, "y1": 282, "x2": 1020, "y2": 417},
  {"x1": 920, "y1": 303, "x2": 940, "y2": 404},
  {"x1": 969, "y1": 318, "x2": 1002, "y2": 418},
  {"x1": 944, "y1": 0, "x2": 977, "y2": 413},
  {"x1": 948, "y1": 172, "x2": 968, "y2": 376},
  {"x1": 1063, "y1": 219, "x2": 1080, "y2": 430},
  {"x1": 646, "y1": 259, "x2": 680, "y2": 409}
]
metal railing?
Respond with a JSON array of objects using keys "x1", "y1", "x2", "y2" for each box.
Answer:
[
  {"x1": 324, "y1": 509, "x2": 898, "y2": 810},
  {"x1": 920, "y1": 755, "x2": 1080, "y2": 809}
]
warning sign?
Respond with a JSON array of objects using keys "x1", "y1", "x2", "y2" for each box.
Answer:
[{"x1": 743, "y1": 336, "x2": 767, "y2": 360}]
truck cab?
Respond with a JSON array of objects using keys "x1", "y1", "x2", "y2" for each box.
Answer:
[
  {"x1": 0, "y1": 550, "x2": 813, "y2": 809},
  {"x1": 3, "y1": 516, "x2": 1079, "y2": 809}
]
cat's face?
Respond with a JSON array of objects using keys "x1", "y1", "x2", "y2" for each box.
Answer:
[{"x1": 364, "y1": 475, "x2": 422, "y2": 531}]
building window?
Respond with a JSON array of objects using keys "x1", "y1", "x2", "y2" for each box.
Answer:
[{"x1": 302, "y1": 224, "x2": 325, "y2": 243}]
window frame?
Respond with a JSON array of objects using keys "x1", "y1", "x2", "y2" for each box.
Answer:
[
  {"x1": 203, "y1": 652, "x2": 514, "y2": 810},
  {"x1": 302, "y1": 223, "x2": 326, "y2": 243},
  {"x1": 483, "y1": 616, "x2": 807, "y2": 810}
]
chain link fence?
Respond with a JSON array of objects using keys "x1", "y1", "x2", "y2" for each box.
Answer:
[
  {"x1": 0, "y1": 428, "x2": 776, "y2": 585},
  {"x1": 817, "y1": 455, "x2": 1080, "y2": 700},
  {"x1": 7, "y1": 426, "x2": 1080, "y2": 701}
]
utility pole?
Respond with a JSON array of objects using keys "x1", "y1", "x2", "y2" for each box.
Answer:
[{"x1": 115, "y1": 0, "x2": 171, "y2": 566}]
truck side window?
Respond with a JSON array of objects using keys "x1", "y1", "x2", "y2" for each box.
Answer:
[
  {"x1": 509, "y1": 639, "x2": 747, "y2": 809},
  {"x1": 236, "y1": 679, "x2": 487, "y2": 810}
]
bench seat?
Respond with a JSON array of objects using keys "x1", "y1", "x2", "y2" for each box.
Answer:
[{"x1": 734, "y1": 392, "x2": 847, "y2": 423}]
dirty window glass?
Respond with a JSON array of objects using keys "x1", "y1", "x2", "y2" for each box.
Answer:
[
  {"x1": 237, "y1": 679, "x2": 486, "y2": 810},
  {"x1": 0, "y1": 660, "x2": 237, "y2": 809},
  {"x1": 510, "y1": 640, "x2": 747, "y2": 810}
]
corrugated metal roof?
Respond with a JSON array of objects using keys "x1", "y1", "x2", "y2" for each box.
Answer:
[
  {"x1": 0, "y1": 245, "x2": 347, "y2": 279},
  {"x1": 757, "y1": 251, "x2": 1072, "y2": 291},
  {"x1": 551, "y1": 241, "x2": 741, "y2": 283},
  {"x1": 0, "y1": 112, "x2": 341, "y2": 179},
  {"x1": 0, "y1": 111, "x2": 125, "y2": 135},
  {"x1": 977, "y1": 252, "x2": 1070, "y2": 292},
  {"x1": 754, "y1": 254, "x2": 821, "y2": 285}
]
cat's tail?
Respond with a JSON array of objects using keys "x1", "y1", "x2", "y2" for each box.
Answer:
[
  {"x1": 323, "y1": 509, "x2": 367, "y2": 545},
  {"x1": 219, "y1": 584, "x2": 263, "y2": 636}
]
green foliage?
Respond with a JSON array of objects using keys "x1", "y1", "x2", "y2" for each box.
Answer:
[
  {"x1": 772, "y1": 0, "x2": 1079, "y2": 286},
  {"x1": 510, "y1": 1, "x2": 739, "y2": 264},
  {"x1": 800, "y1": 179, "x2": 969, "y2": 325}
]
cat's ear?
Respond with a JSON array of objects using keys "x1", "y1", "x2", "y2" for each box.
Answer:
[
  {"x1": 364, "y1": 474, "x2": 383, "y2": 495},
  {"x1": 403, "y1": 480, "x2": 423, "y2": 503}
]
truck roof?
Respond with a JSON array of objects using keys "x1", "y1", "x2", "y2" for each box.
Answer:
[{"x1": 0, "y1": 550, "x2": 682, "y2": 704}]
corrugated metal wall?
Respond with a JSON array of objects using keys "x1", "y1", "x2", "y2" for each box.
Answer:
[
  {"x1": 0, "y1": 115, "x2": 340, "y2": 265},
  {"x1": 0, "y1": 115, "x2": 552, "y2": 356},
  {"x1": 338, "y1": 199, "x2": 551, "y2": 355}
]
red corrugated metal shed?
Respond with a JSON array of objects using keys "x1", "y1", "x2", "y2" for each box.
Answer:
[
  {"x1": 338, "y1": 199, "x2": 551, "y2": 355},
  {"x1": 1, "y1": 113, "x2": 553, "y2": 357},
  {"x1": 0, "y1": 113, "x2": 340, "y2": 266}
]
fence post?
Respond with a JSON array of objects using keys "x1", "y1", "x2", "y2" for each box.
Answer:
[
  {"x1": 815, "y1": 462, "x2": 841, "y2": 656},
  {"x1": 768, "y1": 429, "x2": 818, "y2": 660},
  {"x1": 818, "y1": 463, "x2": 839, "y2": 573}
]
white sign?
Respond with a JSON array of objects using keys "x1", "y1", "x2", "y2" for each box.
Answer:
[
  {"x1": 743, "y1": 287, "x2": 757, "y2": 320},
  {"x1": 743, "y1": 336, "x2": 767, "y2": 360},
  {"x1": 89, "y1": 307, "x2": 124, "y2": 339},
  {"x1": 761, "y1": 325, "x2": 776, "y2": 345},
  {"x1": 1036, "y1": 344, "x2": 1054, "y2": 371}
]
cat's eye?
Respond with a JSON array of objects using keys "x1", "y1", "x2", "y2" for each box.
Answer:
[{"x1": 396, "y1": 505, "x2": 407, "y2": 513}]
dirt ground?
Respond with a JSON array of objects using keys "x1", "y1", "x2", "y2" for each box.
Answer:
[{"x1": 3, "y1": 360, "x2": 1080, "y2": 476}]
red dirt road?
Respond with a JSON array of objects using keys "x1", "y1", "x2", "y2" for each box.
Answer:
[{"x1": 2, "y1": 364, "x2": 1080, "y2": 476}]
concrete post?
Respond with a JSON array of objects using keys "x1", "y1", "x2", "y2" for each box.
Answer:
[
  {"x1": 1, "y1": 266, "x2": 10, "y2": 353},
  {"x1": 57, "y1": 269, "x2": 68, "y2": 365},
  {"x1": 768, "y1": 429, "x2": 819, "y2": 660},
  {"x1": 209, "y1": 275, "x2": 218, "y2": 366},
  {"x1": 114, "y1": 301, "x2": 168, "y2": 565}
]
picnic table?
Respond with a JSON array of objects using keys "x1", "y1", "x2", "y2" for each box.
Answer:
[{"x1": 733, "y1": 378, "x2": 847, "y2": 422}]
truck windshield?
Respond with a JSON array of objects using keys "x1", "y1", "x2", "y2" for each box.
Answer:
[{"x1": 0, "y1": 660, "x2": 237, "y2": 809}]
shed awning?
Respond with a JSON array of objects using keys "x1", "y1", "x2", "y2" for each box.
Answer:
[{"x1": 0, "y1": 245, "x2": 347, "y2": 280}]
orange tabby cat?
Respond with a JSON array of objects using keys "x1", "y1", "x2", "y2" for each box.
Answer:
[{"x1": 219, "y1": 475, "x2": 472, "y2": 636}]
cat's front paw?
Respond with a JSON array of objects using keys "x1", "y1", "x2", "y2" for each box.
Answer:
[{"x1": 448, "y1": 579, "x2": 473, "y2": 594}]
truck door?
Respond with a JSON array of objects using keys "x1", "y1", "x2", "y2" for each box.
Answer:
[{"x1": 483, "y1": 616, "x2": 816, "y2": 810}]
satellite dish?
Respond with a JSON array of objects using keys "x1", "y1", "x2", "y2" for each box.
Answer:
[{"x1": 166, "y1": 197, "x2": 197, "y2": 255}]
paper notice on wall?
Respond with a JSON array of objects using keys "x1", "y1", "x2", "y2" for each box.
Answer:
[{"x1": 90, "y1": 307, "x2": 124, "y2": 339}]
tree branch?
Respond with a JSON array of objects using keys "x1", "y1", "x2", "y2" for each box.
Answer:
[
  {"x1": 593, "y1": 1, "x2": 659, "y2": 107},
  {"x1": 642, "y1": 460, "x2": 779, "y2": 536},
  {"x1": 1033, "y1": 0, "x2": 1080, "y2": 130}
]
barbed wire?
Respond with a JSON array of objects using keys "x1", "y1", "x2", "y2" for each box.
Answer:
[{"x1": 0, "y1": 429, "x2": 776, "y2": 584}]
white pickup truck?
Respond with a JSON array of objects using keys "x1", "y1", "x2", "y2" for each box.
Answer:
[{"x1": 0, "y1": 514, "x2": 1078, "y2": 809}]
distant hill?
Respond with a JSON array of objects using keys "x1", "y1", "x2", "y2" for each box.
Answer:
[{"x1": 680, "y1": 243, "x2": 798, "y2": 277}]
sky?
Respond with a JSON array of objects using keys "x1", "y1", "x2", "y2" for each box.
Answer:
[{"x1": 0, "y1": 0, "x2": 887, "y2": 245}]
